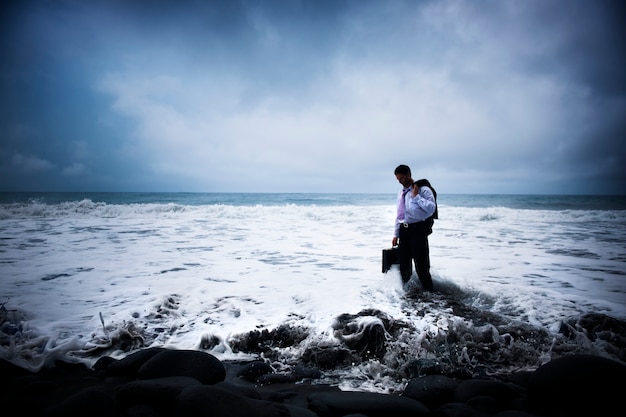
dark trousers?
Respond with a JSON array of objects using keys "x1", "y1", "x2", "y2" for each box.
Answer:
[{"x1": 398, "y1": 222, "x2": 434, "y2": 291}]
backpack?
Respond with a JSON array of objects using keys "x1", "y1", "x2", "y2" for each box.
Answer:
[{"x1": 414, "y1": 178, "x2": 437, "y2": 234}]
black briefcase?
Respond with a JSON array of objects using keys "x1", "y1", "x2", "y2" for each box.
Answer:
[{"x1": 382, "y1": 247, "x2": 399, "y2": 273}]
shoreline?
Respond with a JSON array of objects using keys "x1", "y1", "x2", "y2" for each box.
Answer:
[{"x1": 2, "y1": 347, "x2": 624, "y2": 417}]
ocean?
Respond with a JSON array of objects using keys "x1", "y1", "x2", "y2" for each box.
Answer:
[{"x1": 1, "y1": 192, "x2": 625, "y2": 393}]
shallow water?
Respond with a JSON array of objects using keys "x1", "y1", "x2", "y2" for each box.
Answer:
[{"x1": 1, "y1": 193, "x2": 625, "y2": 392}]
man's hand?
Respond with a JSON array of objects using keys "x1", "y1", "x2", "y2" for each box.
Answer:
[
  {"x1": 392, "y1": 237, "x2": 398, "y2": 247},
  {"x1": 412, "y1": 183, "x2": 420, "y2": 197}
]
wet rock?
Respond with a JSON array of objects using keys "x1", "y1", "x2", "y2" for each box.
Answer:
[
  {"x1": 97, "y1": 346, "x2": 166, "y2": 376},
  {"x1": 137, "y1": 349, "x2": 226, "y2": 385},
  {"x1": 302, "y1": 345, "x2": 357, "y2": 369},
  {"x1": 293, "y1": 364, "x2": 322, "y2": 380},
  {"x1": 308, "y1": 390, "x2": 430, "y2": 417},
  {"x1": 401, "y1": 357, "x2": 448, "y2": 378},
  {"x1": 214, "y1": 380, "x2": 262, "y2": 400},
  {"x1": 432, "y1": 402, "x2": 487, "y2": 417},
  {"x1": 559, "y1": 313, "x2": 626, "y2": 362},
  {"x1": 1, "y1": 349, "x2": 624, "y2": 417},
  {"x1": 116, "y1": 376, "x2": 201, "y2": 414},
  {"x1": 230, "y1": 324, "x2": 310, "y2": 356},
  {"x1": 454, "y1": 378, "x2": 525, "y2": 412},
  {"x1": 236, "y1": 360, "x2": 274, "y2": 381},
  {"x1": 403, "y1": 374, "x2": 458, "y2": 409},
  {"x1": 491, "y1": 411, "x2": 540, "y2": 417},
  {"x1": 44, "y1": 387, "x2": 115, "y2": 417},
  {"x1": 258, "y1": 372, "x2": 299, "y2": 384},
  {"x1": 332, "y1": 309, "x2": 392, "y2": 360},
  {"x1": 176, "y1": 384, "x2": 289, "y2": 417},
  {"x1": 526, "y1": 353, "x2": 626, "y2": 416}
]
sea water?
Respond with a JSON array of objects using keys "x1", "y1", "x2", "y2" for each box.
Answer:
[{"x1": 1, "y1": 192, "x2": 625, "y2": 392}]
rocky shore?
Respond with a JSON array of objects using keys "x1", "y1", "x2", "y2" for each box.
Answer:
[{"x1": 2, "y1": 347, "x2": 624, "y2": 417}]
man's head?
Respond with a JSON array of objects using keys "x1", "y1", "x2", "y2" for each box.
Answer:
[{"x1": 394, "y1": 164, "x2": 413, "y2": 188}]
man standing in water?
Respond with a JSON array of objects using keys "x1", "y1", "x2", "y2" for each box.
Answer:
[{"x1": 392, "y1": 164, "x2": 437, "y2": 291}]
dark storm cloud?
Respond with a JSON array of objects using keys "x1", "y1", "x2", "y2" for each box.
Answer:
[{"x1": 0, "y1": 0, "x2": 624, "y2": 194}]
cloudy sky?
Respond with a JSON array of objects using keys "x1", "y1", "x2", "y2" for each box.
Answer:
[{"x1": 1, "y1": 0, "x2": 624, "y2": 194}]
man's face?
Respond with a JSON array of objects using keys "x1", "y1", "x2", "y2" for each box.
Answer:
[{"x1": 395, "y1": 173, "x2": 412, "y2": 188}]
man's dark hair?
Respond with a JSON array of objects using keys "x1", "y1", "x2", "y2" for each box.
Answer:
[{"x1": 394, "y1": 165, "x2": 411, "y2": 176}]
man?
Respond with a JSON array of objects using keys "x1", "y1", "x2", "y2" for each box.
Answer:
[{"x1": 392, "y1": 164, "x2": 436, "y2": 291}]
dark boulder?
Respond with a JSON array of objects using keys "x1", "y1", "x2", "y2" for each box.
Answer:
[
  {"x1": 137, "y1": 349, "x2": 226, "y2": 385},
  {"x1": 176, "y1": 384, "x2": 290, "y2": 417},
  {"x1": 403, "y1": 374, "x2": 459, "y2": 408},
  {"x1": 307, "y1": 390, "x2": 430, "y2": 417},
  {"x1": 527, "y1": 354, "x2": 626, "y2": 416}
]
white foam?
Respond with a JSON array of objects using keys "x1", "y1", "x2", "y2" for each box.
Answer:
[{"x1": 1, "y1": 200, "x2": 624, "y2": 374}]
